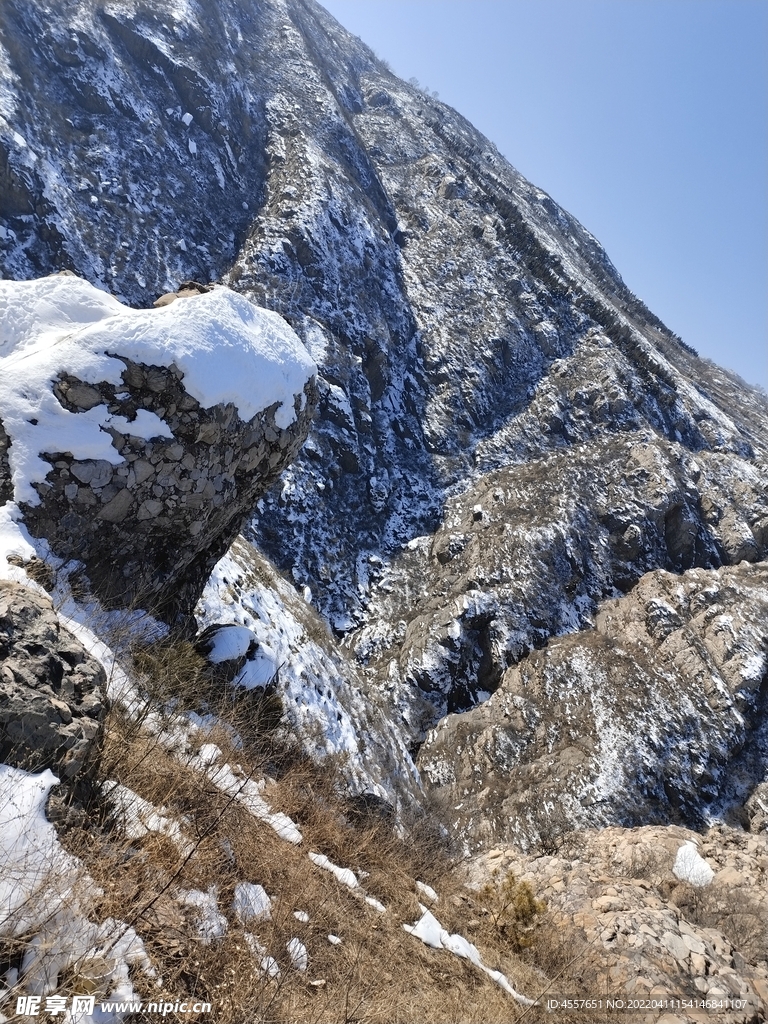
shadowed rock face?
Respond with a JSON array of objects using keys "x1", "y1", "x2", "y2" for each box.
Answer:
[{"x1": 0, "y1": 581, "x2": 106, "y2": 778}]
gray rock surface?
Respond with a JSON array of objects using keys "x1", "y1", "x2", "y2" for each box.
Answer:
[
  {"x1": 744, "y1": 784, "x2": 768, "y2": 834},
  {"x1": 467, "y1": 823, "x2": 768, "y2": 1022},
  {"x1": 419, "y1": 563, "x2": 768, "y2": 849},
  {"x1": 1, "y1": 283, "x2": 317, "y2": 622},
  {"x1": 0, "y1": 580, "x2": 106, "y2": 777}
]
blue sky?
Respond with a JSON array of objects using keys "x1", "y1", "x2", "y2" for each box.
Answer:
[{"x1": 321, "y1": 0, "x2": 767, "y2": 388}]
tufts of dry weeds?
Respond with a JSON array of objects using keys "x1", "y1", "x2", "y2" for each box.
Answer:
[{"x1": 3, "y1": 630, "x2": 596, "y2": 1024}]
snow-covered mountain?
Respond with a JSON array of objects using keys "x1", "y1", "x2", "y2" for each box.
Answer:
[{"x1": 1, "y1": 0, "x2": 767, "y2": 849}]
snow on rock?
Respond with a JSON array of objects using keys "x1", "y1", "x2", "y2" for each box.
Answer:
[
  {"x1": 198, "y1": 623, "x2": 257, "y2": 663},
  {"x1": 0, "y1": 275, "x2": 317, "y2": 618},
  {"x1": 403, "y1": 905, "x2": 535, "y2": 1005},
  {"x1": 0, "y1": 278, "x2": 314, "y2": 480},
  {"x1": 673, "y1": 841, "x2": 714, "y2": 887},
  {"x1": 196, "y1": 537, "x2": 423, "y2": 813},
  {"x1": 195, "y1": 622, "x2": 279, "y2": 691},
  {"x1": 419, "y1": 561, "x2": 768, "y2": 849},
  {"x1": 179, "y1": 886, "x2": 228, "y2": 942},
  {"x1": 233, "y1": 883, "x2": 272, "y2": 924}
]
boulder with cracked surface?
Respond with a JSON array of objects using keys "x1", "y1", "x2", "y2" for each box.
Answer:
[
  {"x1": 0, "y1": 276, "x2": 317, "y2": 621},
  {"x1": 0, "y1": 580, "x2": 106, "y2": 777}
]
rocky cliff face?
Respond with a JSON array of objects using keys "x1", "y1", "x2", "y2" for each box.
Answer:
[
  {"x1": 420, "y1": 562, "x2": 768, "y2": 849},
  {"x1": 467, "y1": 823, "x2": 768, "y2": 1017},
  {"x1": 1, "y1": 0, "x2": 767, "y2": 845}
]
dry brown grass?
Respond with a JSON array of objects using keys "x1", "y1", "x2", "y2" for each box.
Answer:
[
  {"x1": 1, "y1": 629, "x2": 602, "y2": 1024},
  {"x1": 49, "y1": 707, "x2": 560, "y2": 1023}
]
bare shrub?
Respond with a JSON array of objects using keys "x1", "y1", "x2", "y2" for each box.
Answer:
[{"x1": 671, "y1": 883, "x2": 767, "y2": 965}]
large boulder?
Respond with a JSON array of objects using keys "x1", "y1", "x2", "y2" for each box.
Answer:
[
  {"x1": 0, "y1": 275, "x2": 316, "y2": 620},
  {"x1": 0, "y1": 580, "x2": 106, "y2": 777}
]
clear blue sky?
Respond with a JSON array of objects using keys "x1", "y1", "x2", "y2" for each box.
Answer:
[{"x1": 320, "y1": 0, "x2": 767, "y2": 389}]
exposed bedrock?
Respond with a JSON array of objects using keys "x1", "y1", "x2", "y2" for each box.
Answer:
[
  {"x1": 353, "y1": 434, "x2": 768, "y2": 744},
  {"x1": 23, "y1": 366, "x2": 316, "y2": 620},
  {"x1": 418, "y1": 562, "x2": 768, "y2": 851},
  {"x1": 0, "y1": 276, "x2": 317, "y2": 621},
  {"x1": 0, "y1": 580, "x2": 106, "y2": 778}
]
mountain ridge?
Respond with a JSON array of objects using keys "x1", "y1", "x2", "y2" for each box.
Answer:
[{"x1": 1, "y1": 0, "x2": 766, "y2": 846}]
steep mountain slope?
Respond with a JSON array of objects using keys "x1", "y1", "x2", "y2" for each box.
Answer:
[{"x1": 1, "y1": 0, "x2": 767, "y2": 844}]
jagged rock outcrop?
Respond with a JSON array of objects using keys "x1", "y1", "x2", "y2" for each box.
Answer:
[
  {"x1": 0, "y1": 275, "x2": 316, "y2": 619},
  {"x1": 196, "y1": 536, "x2": 424, "y2": 813},
  {"x1": 745, "y1": 784, "x2": 768, "y2": 834},
  {"x1": 420, "y1": 562, "x2": 768, "y2": 848},
  {"x1": 352, "y1": 433, "x2": 767, "y2": 743},
  {"x1": 467, "y1": 823, "x2": 768, "y2": 1021},
  {"x1": 0, "y1": 580, "x2": 106, "y2": 777}
]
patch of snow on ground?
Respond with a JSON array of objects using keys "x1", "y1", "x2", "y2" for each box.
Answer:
[
  {"x1": 308, "y1": 852, "x2": 358, "y2": 889},
  {"x1": 416, "y1": 880, "x2": 438, "y2": 902},
  {"x1": 0, "y1": 504, "x2": 44, "y2": 588},
  {"x1": 0, "y1": 766, "x2": 80, "y2": 936},
  {"x1": 102, "y1": 781, "x2": 192, "y2": 856},
  {"x1": 188, "y1": 744, "x2": 303, "y2": 844},
  {"x1": 403, "y1": 905, "x2": 535, "y2": 1005},
  {"x1": 243, "y1": 934, "x2": 280, "y2": 977},
  {"x1": 179, "y1": 887, "x2": 227, "y2": 942},
  {"x1": 232, "y1": 883, "x2": 272, "y2": 924},
  {"x1": 286, "y1": 938, "x2": 308, "y2": 972},
  {"x1": 673, "y1": 841, "x2": 714, "y2": 887},
  {"x1": 362, "y1": 895, "x2": 386, "y2": 914},
  {"x1": 0, "y1": 765, "x2": 155, "y2": 1011},
  {"x1": 56, "y1": 610, "x2": 138, "y2": 707}
]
